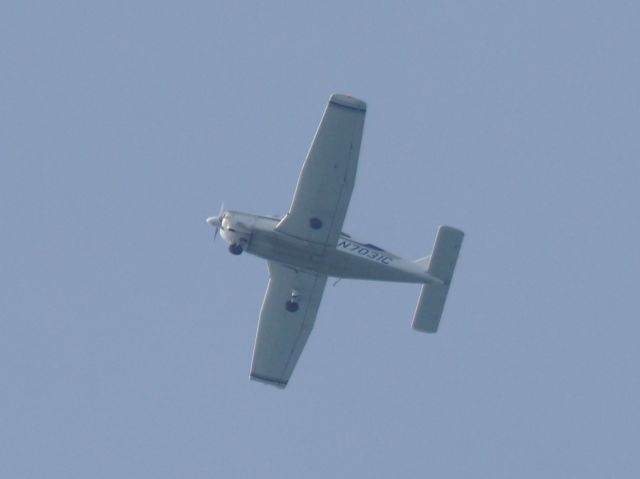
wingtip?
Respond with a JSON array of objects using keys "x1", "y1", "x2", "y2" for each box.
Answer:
[
  {"x1": 250, "y1": 373, "x2": 288, "y2": 389},
  {"x1": 329, "y1": 93, "x2": 367, "y2": 111}
]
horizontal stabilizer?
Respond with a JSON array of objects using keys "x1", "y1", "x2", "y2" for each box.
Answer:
[{"x1": 412, "y1": 226, "x2": 464, "y2": 333}]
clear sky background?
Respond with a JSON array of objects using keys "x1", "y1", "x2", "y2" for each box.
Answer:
[{"x1": 2, "y1": 1, "x2": 639, "y2": 477}]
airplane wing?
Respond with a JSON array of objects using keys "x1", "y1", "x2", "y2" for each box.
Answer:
[
  {"x1": 276, "y1": 93, "x2": 366, "y2": 246},
  {"x1": 250, "y1": 261, "x2": 328, "y2": 388}
]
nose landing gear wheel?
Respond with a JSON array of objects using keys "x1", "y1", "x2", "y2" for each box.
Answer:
[
  {"x1": 285, "y1": 300, "x2": 299, "y2": 312},
  {"x1": 229, "y1": 244, "x2": 243, "y2": 255}
]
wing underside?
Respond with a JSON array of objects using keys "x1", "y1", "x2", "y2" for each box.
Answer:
[
  {"x1": 250, "y1": 262, "x2": 327, "y2": 388},
  {"x1": 251, "y1": 94, "x2": 365, "y2": 388},
  {"x1": 275, "y1": 94, "x2": 366, "y2": 246}
]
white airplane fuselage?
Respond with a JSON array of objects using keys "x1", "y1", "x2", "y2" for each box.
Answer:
[{"x1": 218, "y1": 210, "x2": 436, "y2": 284}]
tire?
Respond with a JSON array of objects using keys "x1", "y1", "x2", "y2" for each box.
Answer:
[{"x1": 229, "y1": 244, "x2": 243, "y2": 255}]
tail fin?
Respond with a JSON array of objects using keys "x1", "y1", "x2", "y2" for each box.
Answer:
[{"x1": 412, "y1": 226, "x2": 464, "y2": 333}]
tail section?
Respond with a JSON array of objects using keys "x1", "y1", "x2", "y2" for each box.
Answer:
[{"x1": 412, "y1": 226, "x2": 464, "y2": 333}]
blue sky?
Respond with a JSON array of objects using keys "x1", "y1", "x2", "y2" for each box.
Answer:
[{"x1": 2, "y1": 1, "x2": 639, "y2": 477}]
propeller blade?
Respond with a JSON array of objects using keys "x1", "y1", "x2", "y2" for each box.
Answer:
[{"x1": 206, "y1": 202, "x2": 225, "y2": 242}]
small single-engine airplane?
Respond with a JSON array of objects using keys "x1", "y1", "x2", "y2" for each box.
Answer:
[{"x1": 207, "y1": 94, "x2": 463, "y2": 388}]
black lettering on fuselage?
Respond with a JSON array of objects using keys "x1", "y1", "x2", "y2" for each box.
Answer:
[{"x1": 337, "y1": 238, "x2": 393, "y2": 265}]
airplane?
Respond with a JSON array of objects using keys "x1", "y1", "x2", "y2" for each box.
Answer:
[{"x1": 206, "y1": 93, "x2": 464, "y2": 389}]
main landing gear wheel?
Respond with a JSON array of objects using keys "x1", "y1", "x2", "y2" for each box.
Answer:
[
  {"x1": 285, "y1": 300, "x2": 299, "y2": 312},
  {"x1": 229, "y1": 244, "x2": 243, "y2": 255}
]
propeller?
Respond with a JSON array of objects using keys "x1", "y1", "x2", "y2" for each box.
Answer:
[{"x1": 206, "y1": 203, "x2": 225, "y2": 241}]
